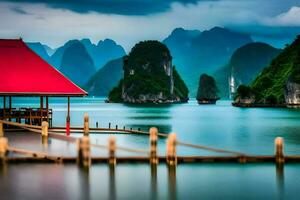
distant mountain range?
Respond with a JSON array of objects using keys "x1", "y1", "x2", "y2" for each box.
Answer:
[
  {"x1": 27, "y1": 42, "x2": 50, "y2": 62},
  {"x1": 84, "y1": 57, "x2": 123, "y2": 96},
  {"x1": 59, "y1": 40, "x2": 96, "y2": 86},
  {"x1": 27, "y1": 38, "x2": 125, "y2": 88},
  {"x1": 163, "y1": 26, "x2": 253, "y2": 96},
  {"x1": 26, "y1": 26, "x2": 289, "y2": 97},
  {"x1": 80, "y1": 38, "x2": 125, "y2": 69},
  {"x1": 214, "y1": 42, "x2": 281, "y2": 98}
]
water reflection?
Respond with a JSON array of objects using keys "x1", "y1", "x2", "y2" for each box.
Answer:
[
  {"x1": 109, "y1": 164, "x2": 117, "y2": 200},
  {"x1": 150, "y1": 164, "x2": 157, "y2": 200},
  {"x1": 168, "y1": 166, "x2": 177, "y2": 200},
  {"x1": 1, "y1": 163, "x2": 300, "y2": 199},
  {"x1": 276, "y1": 164, "x2": 285, "y2": 200},
  {"x1": 0, "y1": 163, "x2": 7, "y2": 178},
  {"x1": 78, "y1": 166, "x2": 91, "y2": 200}
]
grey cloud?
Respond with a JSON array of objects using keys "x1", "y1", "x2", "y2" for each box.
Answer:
[
  {"x1": 2, "y1": 0, "x2": 208, "y2": 15},
  {"x1": 10, "y1": 6, "x2": 32, "y2": 15}
]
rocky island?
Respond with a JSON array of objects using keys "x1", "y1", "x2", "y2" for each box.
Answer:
[
  {"x1": 233, "y1": 35, "x2": 300, "y2": 108},
  {"x1": 196, "y1": 74, "x2": 220, "y2": 104},
  {"x1": 107, "y1": 40, "x2": 189, "y2": 103}
]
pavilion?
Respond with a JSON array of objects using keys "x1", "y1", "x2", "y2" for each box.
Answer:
[{"x1": 0, "y1": 39, "x2": 87, "y2": 127}]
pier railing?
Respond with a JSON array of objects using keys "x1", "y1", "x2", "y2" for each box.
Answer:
[{"x1": 0, "y1": 115, "x2": 298, "y2": 168}]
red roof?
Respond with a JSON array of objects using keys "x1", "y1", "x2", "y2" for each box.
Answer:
[{"x1": 0, "y1": 39, "x2": 87, "y2": 96}]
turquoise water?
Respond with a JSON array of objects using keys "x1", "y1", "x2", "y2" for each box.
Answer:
[
  {"x1": 10, "y1": 97, "x2": 300, "y2": 155},
  {"x1": 2, "y1": 97, "x2": 300, "y2": 199}
]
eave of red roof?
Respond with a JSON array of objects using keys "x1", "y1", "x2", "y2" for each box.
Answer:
[{"x1": 0, "y1": 39, "x2": 87, "y2": 97}]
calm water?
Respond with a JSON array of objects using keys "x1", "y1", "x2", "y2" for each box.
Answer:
[{"x1": 2, "y1": 97, "x2": 300, "y2": 199}]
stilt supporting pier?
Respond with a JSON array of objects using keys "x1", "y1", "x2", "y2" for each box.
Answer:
[
  {"x1": 41, "y1": 121, "x2": 48, "y2": 146},
  {"x1": 83, "y1": 113, "x2": 89, "y2": 136},
  {"x1": 66, "y1": 97, "x2": 70, "y2": 136},
  {"x1": 3, "y1": 97, "x2": 6, "y2": 119},
  {"x1": 77, "y1": 136, "x2": 91, "y2": 168},
  {"x1": 8, "y1": 96, "x2": 12, "y2": 122},
  {"x1": 46, "y1": 97, "x2": 49, "y2": 123},
  {"x1": 109, "y1": 136, "x2": 116, "y2": 165},
  {"x1": 150, "y1": 127, "x2": 158, "y2": 165},
  {"x1": 0, "y1": 121, "x2": 3, "y2": 137},
  {"x1": 275, "y1": 137, "x2": 284, "y2": 164},
  {"x1": 42, "y1": 121, "x2": 49, "y2": 137},
  {"x1": 166, "y1": 133, "x2": 177, "y2": 166},
  {"x1": 0, "y1": 137, "x2": 8, "y2": 162}
]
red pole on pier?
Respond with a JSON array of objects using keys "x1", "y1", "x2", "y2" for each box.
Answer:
[{"x1": 66, "y1": 97, "x2": 70, "y2": 136}]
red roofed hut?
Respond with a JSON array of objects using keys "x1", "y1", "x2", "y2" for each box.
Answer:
[{"x1": 0, "y1": 39, "x2": 87, "y2": 129}]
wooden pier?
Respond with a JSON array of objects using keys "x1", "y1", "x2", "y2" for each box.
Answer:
[{"x1": 1, "y1": 117, "x2": 300, "y2": 167}]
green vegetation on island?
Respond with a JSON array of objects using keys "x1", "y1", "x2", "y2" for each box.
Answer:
[
  {"x1": 108, "y1": 40, "x2": 189, "y2": 103},
  {"x1": 234, "y1": 35, "x2": 300, "y2": 106}
]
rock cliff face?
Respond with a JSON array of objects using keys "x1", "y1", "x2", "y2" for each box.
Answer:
[
  {"x1": 214, "y1": 42, "x2": 281, "y2": 99},
  {"x1": 234, "y1": 35, "x2": 300, "y2": 107},
  {"x1": 108, "y1": 41, "x2": 188, "y2": 103},
  {"x1": 285, "y1": 81, "x2": 300, "y2": 106},
  {"x1": 196, "y1": 74, "x2": 220, "y2": 104},
  {"x1": 163, "y1": 26, "x2": 252, "y2": 97},
  {"x1": 84, "y1": 58, "x2": 123, "y2": 96}
]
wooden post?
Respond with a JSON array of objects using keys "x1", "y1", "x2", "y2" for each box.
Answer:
[
  {"x1": 41, "y1": 121, "x2": 48, "y2": 137},
  {"x1": 238, "y1": 155, "x2": 247, "y2": 164},
  {"x1": 83, "y1": 113, "x2": 89, "y2": 136},
  {"x1": 108, "y1": 136, "x2": 116, "y2": 165},
  {"x1": 41, "y1": 121, "x2": 49, "y2": 146},
  {"x1": 166, "y1": 133, "x2": 177, "y2": 166},
  {"x1": 0, "y1": 121, "x2": 3, "y2": 137},
  {"x1": 29, "y1": 109, "x2": 32, "y2": 125},
  {"x1": 66, "y1": 97, "x2": 70, "y2": 136},
  {"x1": 0, "y1": 137, "x2": 8, "y2": 161},
  {"x1": 109, "y1": 122, "x2": 111, "y2": 129},
  {"x1": 77, "y1": 136, "x2": 91, "y2": 168},
  {"x1": 46, "y1": 96, "x2": 49, "y2": 123},
  {"x1": 150, "y1": 127, "x2": 158, "y2": 165},
  {"x1": 96, "y1": 122, "x2": 98, "y2": 128},
  {"x1": 275, "y1": 137, "x2": 284, "y2": 164}
]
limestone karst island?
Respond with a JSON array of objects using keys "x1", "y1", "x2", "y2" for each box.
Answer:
[
  {"x1": 108, "y1": 41, "x2": 189, "y2": 104},
  {"x1": 1, "y1": 1, "x2": 300, "y2": 200}
]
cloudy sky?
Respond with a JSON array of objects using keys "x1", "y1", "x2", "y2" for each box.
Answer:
[{"x1": 0, "y1": 0, "x2": 300, "y2": 51}]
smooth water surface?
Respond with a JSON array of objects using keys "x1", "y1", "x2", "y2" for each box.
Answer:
[
  {"x1": 8, "y1": 97, "x2": 300, "y2": 155},
  {"x1": 2, "y1": 97, "x2": 300, "y2": 199},
  {"x1": 0, "y1": 163, "x2": 300, "y2": 200}
]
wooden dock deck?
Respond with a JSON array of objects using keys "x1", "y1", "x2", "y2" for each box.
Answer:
[{"x1": 1, "y1": 119, "x2": 300, "y2": 166}]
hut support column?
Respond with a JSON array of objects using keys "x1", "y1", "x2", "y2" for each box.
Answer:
[
  {"x1": 46, "y1": 97, "x2": 49, "y2": 123},
  {"x1": 3, "y1": 97, "x2": 6, "y2": 119},
  {"x1": 8, "y1": 96, "x2": 11, "y2": 122},
  {"x1": 40, "y1": 96, "x2": 43, "y2": 124},
  {"x1": 66, "y1": 97, "x2": 70, "y2": 136}
]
